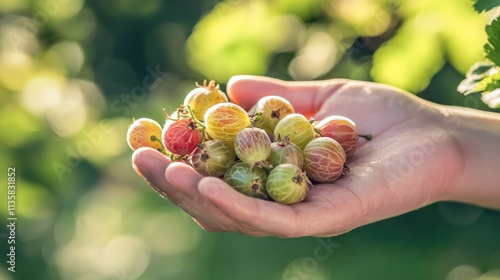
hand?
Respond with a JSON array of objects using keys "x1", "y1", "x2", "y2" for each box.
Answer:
[{"x1": 132, "y1": 75, "x2": 467, "y2": 237}]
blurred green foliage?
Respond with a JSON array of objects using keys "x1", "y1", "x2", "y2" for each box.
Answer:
[{"x1": 0, "y1": 0, "x2": 499, "y2": 280}]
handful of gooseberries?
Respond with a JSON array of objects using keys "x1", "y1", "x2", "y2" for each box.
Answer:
[{"x1": 127, "y1": 80, "x2": 372, "y2": 204}]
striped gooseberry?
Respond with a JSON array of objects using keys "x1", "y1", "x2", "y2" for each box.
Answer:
[
  {"x1": 250, "y1": 95, "x2": 295, "y2": 135},
  {"x1": 314, "y1": 115, "x2": 371, "y2": 158},
  {"x1": 191, "y1": 140, "x2": 235, "y2": 177},
  {"x1": 204, "y1": 103, "x2": 251, "y2": 148},
  {"x1": 233, "y1": 127, "x2": 272, "y2": 169},
  {"x1": 162, "y1": 118, "x2": 202, "y2": 155},
  {"x1": 274, "y1": 113, "x2": 315, "y2": 150},
  {"x1": 303, "y1": 137, "x2": 346, "y2": 183},
  {"x1": 184, "y1": 80, "x2": 228, "y2": 121},
  {"x1": 266, "y1": 163, "x2": 311, "y2": 204},
  {"x1": 267, "y1": 135, "x2": 303, "y2": 168},
  {"x1": 127, "y1": 118, "x2": 163, "y2": 152},
  {"x1": 223, "y1": 162, "x2": 268, "y2": 199}
]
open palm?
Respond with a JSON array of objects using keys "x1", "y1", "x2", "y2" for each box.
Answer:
[{"x1": 132, "y1": 75, "x2": 463, "y2": 237}]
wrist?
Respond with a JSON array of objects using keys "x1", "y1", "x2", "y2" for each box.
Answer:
[{"x1": 440, "y1": 106, "x2": 500, "y2": 209}]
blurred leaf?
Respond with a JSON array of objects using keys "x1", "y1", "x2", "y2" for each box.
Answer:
[
  {"x1": 325, "y1": 0, "x2": 391, "y2": 37},
  {"x1": 485, "y1": 18, "x2": 500, "y2": 66},
  {"x1": 373, "y1": 0, "x2": 486, "y2": 92},
  {"x1": 371, "y1": 15, "x2": 444, "y2": 93},
  {"x1": 440, "y1": 0, "x2": 487, "y2": 74},
  {"x1": 472, "y1": 0, "x2": 500, "y2": 12},
  {"x1": 0, "y1": 104, "x2": 43, "y2": 147},
  {"x1": 17, "y1": 180, "x2": 55, "y2": 220},
  {"x1": 186, "y1": 0, "x2": 296, "y2": 82},
  {"x1": 272, "y1": 0, "x2": 325, "y2": 20}
]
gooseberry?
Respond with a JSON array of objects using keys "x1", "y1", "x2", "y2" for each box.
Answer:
[
  {"x1": 223, "y1": 162, "x2": 268, "y2": 199},
  {"x1": 267, "y1": 135, "x2": 303, "y2": 168},
  {"x1": 303, "y1": 137, "x2": 346, "y2": 183},
  {"x1": 184, "y1": 80, "x2": 228, "y2": 121},
  {"x1": 251, "y1": 96, "x2": 295, "y2": 135},
  {"x1": 233, "y1": 127, "x2": 272, "y2": 169},
  {"x1": 191, "y1": 140, "x2": 235, "y2": 177},
  {"x1": 274, "y1": 113, "x2": 315, "y2": 150},
  {"x1": 314, "y1": 115, "x2": 370, "y2": 157},
  {"x1": 162, "y1": 118, "x2": 202, "y2": 155},
  {"x1": 266, "y1": 163, "x2": 311, "y2": 204},
  {"x1": 127, "y1": 118, "x2": 164, "y2": 151},
  {"x1": 204, "y1": 103, "x2": 251, "y2": 148}
]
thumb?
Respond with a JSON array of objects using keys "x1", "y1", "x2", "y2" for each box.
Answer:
[
  {"x1": 132, "y1": 147, "x2": 172, "y2": 198},
  {"x1": 226, "y1": 75, "x2": 348, "y2": 118}
]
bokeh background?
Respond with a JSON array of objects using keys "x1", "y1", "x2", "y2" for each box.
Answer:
[{"x1": 1, "y1": 0, "x2": 500, "y2": 279}]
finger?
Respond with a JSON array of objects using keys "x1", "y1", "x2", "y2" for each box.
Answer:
[
  {"x1": 133, "y1": 149, "x2": 282, "y2": 236},
  {"x1": 165, "y1": 162, "x2": 229, "y2": 221},
  {"x1": 199, "y1": 174, "x2": 378, "y2": 237},
  {"x1": 132, "y1": 148, "x2": 210, "y2": 212},
  {"x1": 165, "y1": 163, "x2": 253, "y2": 232},
  {"x1": 227, "y1": 75, "x2": 349, "y2": 118},
  {"x1": 198, "y1": 176, "x2": 304, "y2": 237},
  {"x1": 132, "y1": 147, "x2": 175, "y2": 200},
  {"x1": 167, "y1": 164, "x2": 288, "y2": 236},
  {"x1": 165, "y1": 162, "x2": 204, "y2": 198}
]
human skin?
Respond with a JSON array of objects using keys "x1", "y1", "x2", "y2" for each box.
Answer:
[{"x1": 132, "y1": 75, "x2": 500, "y2": 238}]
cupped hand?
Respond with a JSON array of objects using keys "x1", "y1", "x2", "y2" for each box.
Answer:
[{"x1": 132, "y1": 75, "x2": 463, "y2": 238}]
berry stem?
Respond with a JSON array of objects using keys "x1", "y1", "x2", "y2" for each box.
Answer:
[
  {"x1": 199, "y1": 127, "x2": 207, "y2": 143},
  {"x1": 359, "y1": 134, "x2": 372, "y2": 141},
  {"x1": 150, "y1": 135, "x2": 172, "y2": 157},
  {"x1": 308, "y1": 118, "x2": 318, "y2": 125},
  {"x1": 276, "y1": 134, "x2": 292, "y2": 146},
  {"x1": 254, "y1": 160, "x2": 273, "y2": 169},
  {"x1": 249, "y1": 111, "x2": 263, "y2": 126},
  {"x1": 195, "y1": 79, "x2": 207, "y2": 88},
  {"x1": 293, "y1": 174, "x2": 303, "y2": 184},
  {"x1": 163, "y1": 108, "x2": 180, "y2": 121},
  {"x1": 183, "y1": 104, "x2": 207, "y2": 146},
  {"x1": 342, "y1": 164, "x2": 350, "y2": 176},
  {"x1": 185, "y1": 104, "x2": 206, "y2": 129},
  {"x1": 196, "y1": 79, "x2": 219, "y2": 90},
  {"x1": 314, "y1": 127, "x2": 323, "y2": 137}
]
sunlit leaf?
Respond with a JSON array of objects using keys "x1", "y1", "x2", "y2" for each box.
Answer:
[
  {"x1": 457, "y1": 61, "x2": 496, "y2": 95},
  {"x1": 458, "y1": 61, "x2": 500, "y2": 108},
  {"x1": 485, "y1": 18, "x2": 500, "y2": 66},
  {"x1": 468, "y1": 60, "x2": 497, "y2": 76},
  {"x1": 476, "y1": 69, "x2": 500, "y2": 91},
  {"x1": 482, "y1": 88, "x2": 500, "y2": 107}
]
